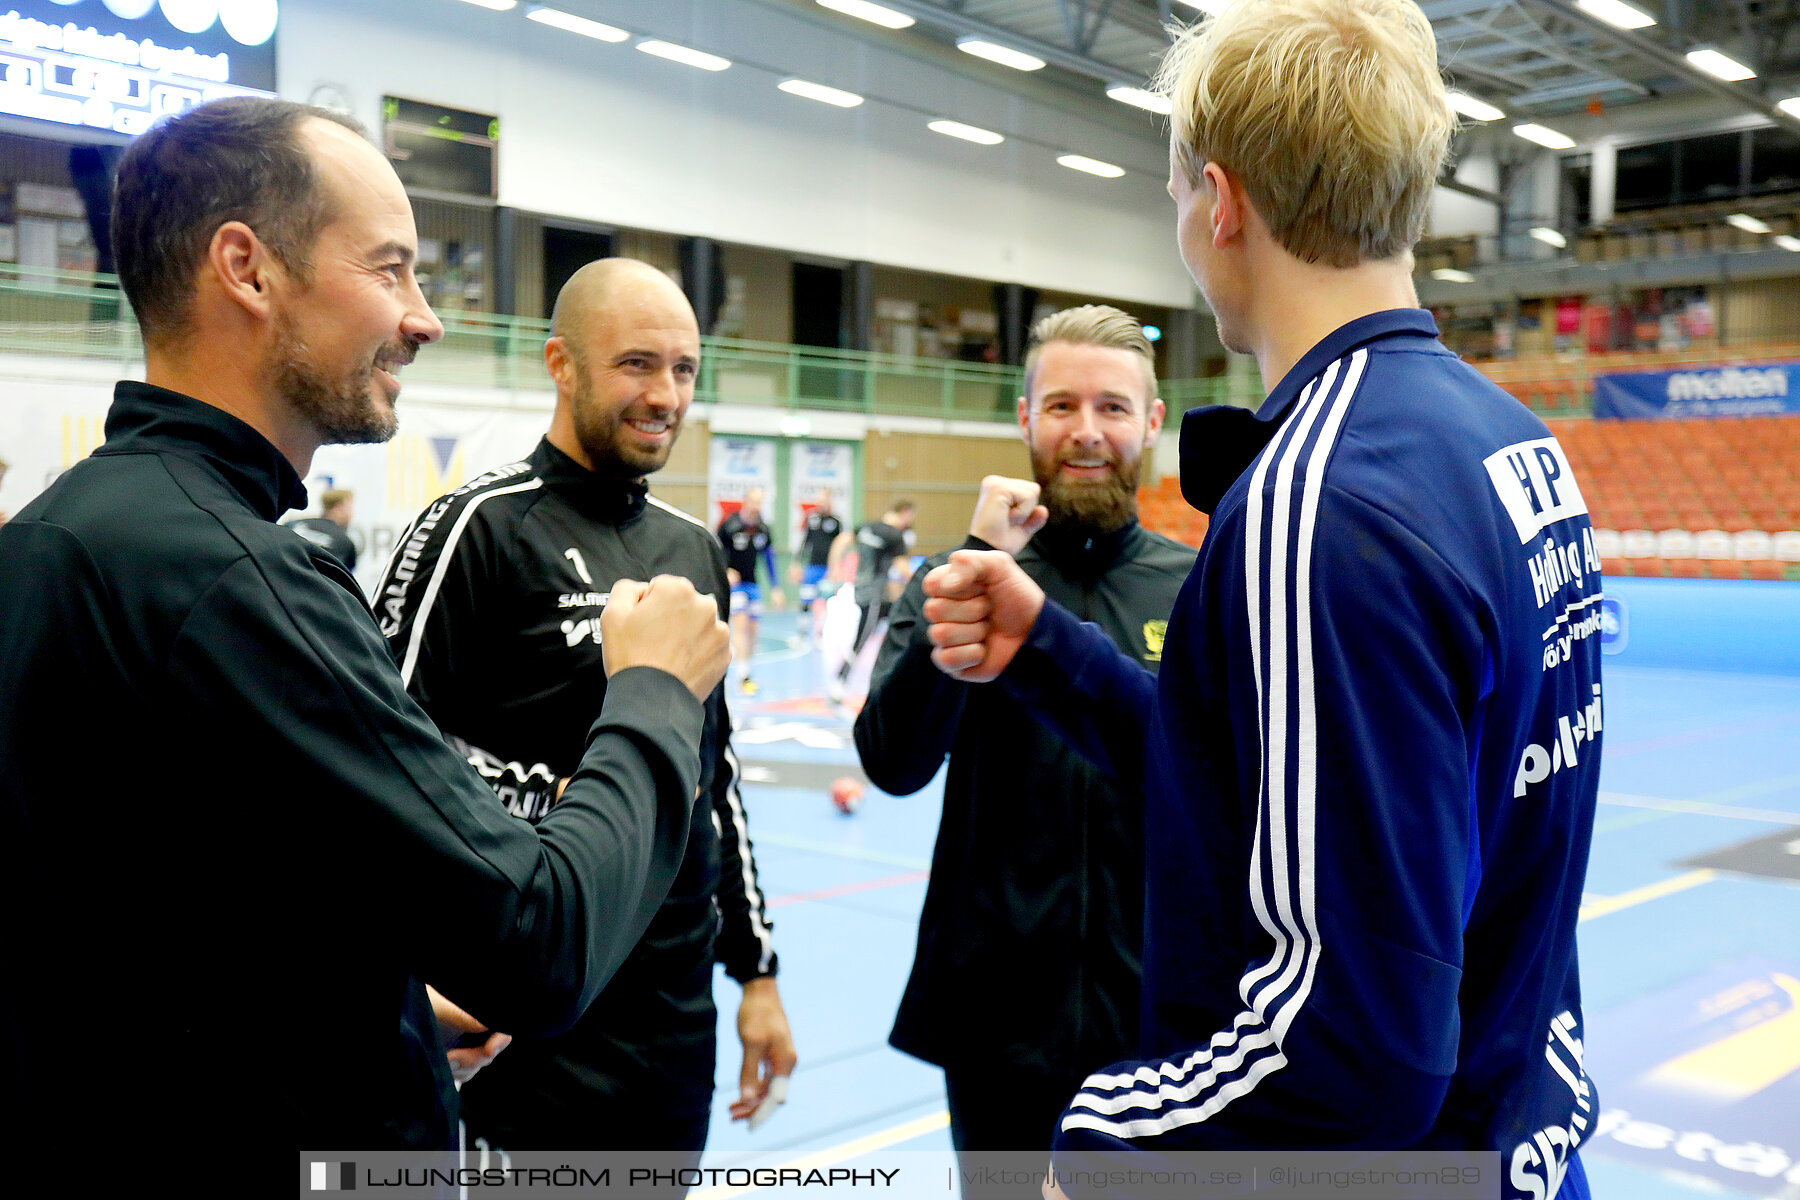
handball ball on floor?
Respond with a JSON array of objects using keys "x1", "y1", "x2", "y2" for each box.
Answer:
[{"x1": 831, "y1": 777, "x2": 864, "y2": 815}]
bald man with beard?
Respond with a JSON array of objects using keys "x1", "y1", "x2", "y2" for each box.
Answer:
[{"x1": 376, "y1": 258, "x2": 795, "y2": 1157}]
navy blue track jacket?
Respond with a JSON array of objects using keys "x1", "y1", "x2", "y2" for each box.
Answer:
[{"x1": 1002, "y1": 312, "x2": 1601, "y2": 1199}]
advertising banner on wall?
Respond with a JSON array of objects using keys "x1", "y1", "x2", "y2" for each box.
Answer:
[
  {"x1": 0, "y1": 368, "x2": 547, "y2": 596},
  {"x1": 1592, "y1": 362, "x2": 1800, "y2": 420},
  {"x1": 786, "y1": 439, "x2": 854, "y2": 555},
  {"x1": 0, "y1": 0, "x2": 279, "y2": 138},
  {"x1": 707, "y1": 434, "x2": 776, "y2": 535}
]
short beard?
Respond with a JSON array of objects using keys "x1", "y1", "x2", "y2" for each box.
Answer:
[
  {"x1": 571, "y1": 369, "x2": 679, "y2": 479},
  {"x1": 269, "y1": 311, "x2": 399, "y2": 445},
  {"x1": 1032, "y1": 447, "x2": 1142, "y2": 534}
]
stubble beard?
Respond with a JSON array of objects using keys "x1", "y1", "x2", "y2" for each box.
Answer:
[
  {"x1": 1032, "y1": 445, "x2": 1142, "y2": 534},
  {"x1": 269, "y1": 310, "x2": 400, "y2": 445},
  {"x1": 572, "y1": 372, "x2": 679, "y2": 480}
]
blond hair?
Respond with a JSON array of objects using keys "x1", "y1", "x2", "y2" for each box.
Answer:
[
  {"x1": 1155, "y1": 0, "x2": 1453, "y2": 267},
  {"x1": 1023, "y1": 305, "x2": 1158, "y2": 400}
]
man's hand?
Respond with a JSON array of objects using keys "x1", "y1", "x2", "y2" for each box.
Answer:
[
  {"x1": 428, "y1": 984, "x2": 512, "y2": 1086},
  {"x1": 601, "y1": 576, "x2": 732, "y2": 701},
  {"x1": 730, "y1": 976, "x2": 797, "y2": 1124},
  {"x1": 768, "y1": 587, "x2": 788, "y2": 611},
  {"x1": 727, "y1": 567, "x2": 742, "y2": 588},
  {"x1": 969, "y1": 475, "x2": 1048, "y2": 554},
  {"x1": 922, "y1": 549, "x2": 1046, "y2": 683}
]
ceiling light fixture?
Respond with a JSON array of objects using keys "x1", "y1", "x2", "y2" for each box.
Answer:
[
  {"x1": 1726, "y1": 213, "x2": 1771, "y2": 234},
  {"x1": 1775, "y1": 235, "x2": 1800, "y2": 252},
  {"x1": 1106, "y1": 85, "x2": 1172, "y2": 115},
  {"x1": 816, "y1": 0, "x2": 915, "y2": 29},
  {"x1": 526, "y1": 6, "x2": 627, "y2": 41},
  {"x1": 1431, "y1": 268, "x2": 1476, "y2": 283},
  {"x1": 1575, "y1": 0, "x2": 1656, "y2": 29},
  {"x1": 636, "y1": 40, "x2": 731, "y2": 71},
  {"x1": 778, "y1": 78, "x2": 865, "y2": 108},
  {"x1": 1530, "y1": 227, "x2": 1568, "y2": 248},
  {"x1": 928, "y1": 119, "x2": 1004, "y2": 145},
  {"x1": 1514, "y1": 123, "x2": 1576, "y2": 150},
  {"x1": 1686, "y1": 48, "x2": 1756, "y2": 82},
  {"x1": 956, "y1": 38, "x2": 1046, "y2": 72},
  {"x1": 1445, "y1": 91, "x2": 1504, "y2": 122},
  {"x1": 453, "y1": 0, "x2": 516, "y2": 10},
  {"x1": 1058, "y1": 154, "x2": 1125, "y2": 178}
]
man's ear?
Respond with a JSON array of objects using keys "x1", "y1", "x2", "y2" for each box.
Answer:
[
  {"x1": 1016, "y1": 394, "x2": 1031, "y2": 446},
  {"x1": 207, "y1": 221, "x2": 278, "y2": 321},
  {"x1": 1145, "y1": 397, "x2": 1167, "y2": 444},
  {"x1": 545, "y1": 336, "x2": 574, "y2": 392},
  {"x1": 1202, "y1": 162, "x2": 1243, "y2": 249}
]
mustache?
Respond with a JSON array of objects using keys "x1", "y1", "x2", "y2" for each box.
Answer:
[
  {"x1": 1054, "y1": 447, "x2": 1120, "y2": 469},
  {"x1": 376, "y1": 341, "x2": 418, "y2": 368}
]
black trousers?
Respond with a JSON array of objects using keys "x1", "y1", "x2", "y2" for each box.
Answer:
[{"x1": 943, "y1": 1064, "x2": 1092, "y2": 1199}]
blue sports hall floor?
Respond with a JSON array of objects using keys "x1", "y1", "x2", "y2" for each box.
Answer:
[{"x1": 669, "y1": 576, "x2": 1800, "y2": 1199}]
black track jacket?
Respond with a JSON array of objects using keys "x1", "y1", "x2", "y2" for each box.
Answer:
[
  {"x1": 372, "y1": 439, "x2": 776, "y2": 1116},
  {"x1": 0, "y1": 385, "x2": 701, "y2": 1169},
  {"x1": 855, "y1": 520, "x2": 1194, "y2": 1079}
]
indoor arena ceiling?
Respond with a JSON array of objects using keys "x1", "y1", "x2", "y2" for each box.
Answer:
[{"x1": 838, "y1": 0, "x2": 1800, "y2": 130}]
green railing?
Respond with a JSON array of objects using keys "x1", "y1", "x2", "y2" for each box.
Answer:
[{"x1": 0, "y1": 264, "x2": 1248, "y2": 417}]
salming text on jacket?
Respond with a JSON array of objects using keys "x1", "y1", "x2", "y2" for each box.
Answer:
[
  {"x1": 855, "y1": 520, "x2": 1193, "y2": 1083},
  {"x1": 1000, "y1": 312, "x2": 1601, "y2": 1199},
  {"x1": 372, "y1": 438, "x2": 776, "y2": 1129},
  {"x1": 0, "y1": 384, "x2": 701, "y2": 1168}
]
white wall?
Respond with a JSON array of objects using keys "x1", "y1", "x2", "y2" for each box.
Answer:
[
  {"x1": 1430, "y1": 151, "x2": 1501, "y2": 241},
  {"x1": 277, "y1": 0, "x2": 1198, "y2": 307}
]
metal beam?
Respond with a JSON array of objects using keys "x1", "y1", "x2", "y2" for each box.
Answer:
[
  {"x1": 1439, "y1": 173, "x2": 1505, "y2": 205},
  {"x1": 1529, "y1": 0, "x2": 1800, "y2": 134}
]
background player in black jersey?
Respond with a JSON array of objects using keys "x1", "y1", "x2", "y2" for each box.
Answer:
[
  {"x1": 282, "y1": 486, "x2": 357, "y2": 571},
  {"x1": 717, "y1": 487, "x2": 783, "y2": 695},
  {"x1": 790, "y1": 488, "x2": 845, "y2": 642},
  {"x1": 830, "y1": 500, "x2": 914, "y2": 700},
  {"x1": 376, "y1": 258, "x2": 795, "y2": 1158}
]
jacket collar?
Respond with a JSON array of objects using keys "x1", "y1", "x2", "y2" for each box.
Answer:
[
  {"x1": 529, "y1": 438, "x2": 649, "y2": 524},
  {"x1": 98, "y1": 381, "x2": 308, "y2": 521},
  {"x1": 1029, "y1": 515, "x2": 1143, "y2": 580},
  {"x1": 1178, "y1": 308, "x2": 1440, "y2": 514}
]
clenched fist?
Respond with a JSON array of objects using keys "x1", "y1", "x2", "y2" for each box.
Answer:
[
  {"x1": 602, "y1": 576, "x2": 732, "y2": 701},
  {"x1": 969, "y1": 475, "x2": 1048, "y2": 554}
]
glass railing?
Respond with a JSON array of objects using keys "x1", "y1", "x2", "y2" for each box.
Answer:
[{"x1": 0, "y1": 264, "x2": 1250, "y2": 419}]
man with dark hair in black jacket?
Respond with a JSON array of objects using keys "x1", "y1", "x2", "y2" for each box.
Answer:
[
  {"x1": 376, "y1": 258, "x2": 794, "y2": 1156},
  {"x1": 0, "y1": 98, "x2": 727, "y2": 1178},
  {"x1": 855, "y1": 306, "x2": 1194, "y2": 1176}
]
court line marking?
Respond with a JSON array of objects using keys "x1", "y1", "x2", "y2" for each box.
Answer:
[
  {"x1": 1578, "y1": 869, "x2": 1717, "y2": 922},
  {"x1": 1597, "y1": 790, "x2": 1800, "y2": 825},
  {"x1": 750, "y1": 831, "x2": 932, "y2": 872},
  {"x1": 1604, "y1": 711, "x2": 1800, "y2": 758},
  {"x1": 767, "y1": 870, "x2": 930, "y2": 909},
  {"x1": 691, "y1": 1111, "x2": 950, "y2": 1200}
]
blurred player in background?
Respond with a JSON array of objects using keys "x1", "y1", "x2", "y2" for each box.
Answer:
[
  {"x1": 791, "y1": 488, "x2": 844, "y2": 642},
  {"x1": 830, "y1": 499, "x2": 913, "y2": 701},
  {"x1": 719, "y1": 486, "x2": 784, "y2": 696}
]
